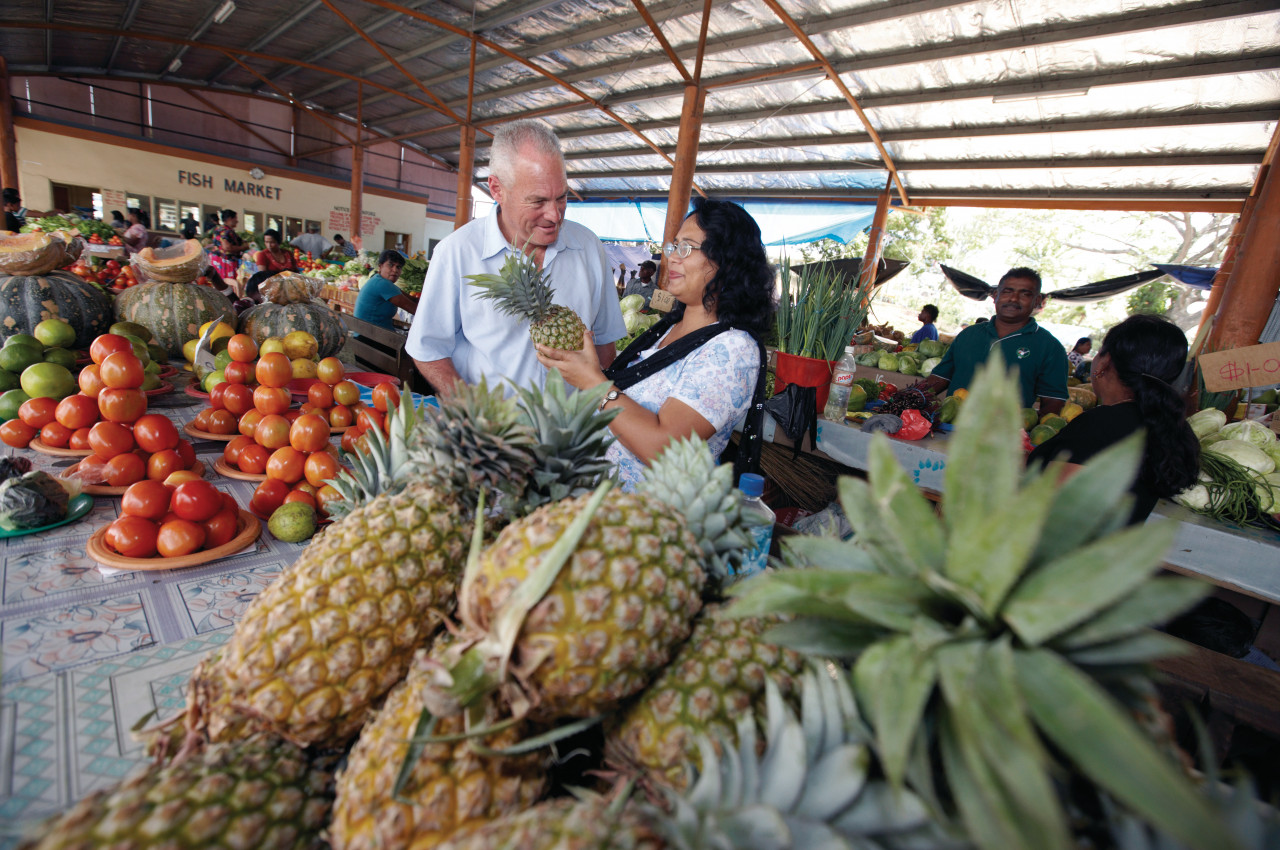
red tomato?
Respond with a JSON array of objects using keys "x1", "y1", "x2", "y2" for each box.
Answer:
[
  {"x1": 223, "y1": 361, "x2": 254, "y2": 385},
  {"x1": 39, "y1": 421, "x2": 73, "y2": 448},
  {"x1": 88, "y1": 421, "x2": 135, "y2": 459},
  {"x1": 220, "y1": 491, "x2": 239, "y2": 514},
  {"x1": 19, "y1": 397, "x2": 59, "y2": 429},
  {"x1": 133, "y1": 414, "x2": 180, "y2": 453},
  {"x1": 222, "y1": 383, "x2": 254, "y2": 416},
  {"x1": 0, "y1": 420, "x2": 37, "y2": 448},
  {"x1": 283, "y1": 489, "x2": 316, "y2": 509},
  {"x1": 147, "y1": 449, "x2": 184, "y2": 481},
  {"x1": 208, "y1": 383, "x2": 229, "y2": 411},
  {"x1": 55, "y1": 394, "x2": 99, "y2": 430},
  {"x1": 163, "y1": 470, "x2": 202, "y2": 488},
  {"x1": 283, "y1": 409, "x2": 302, "y2": 423},
  {"x1": 98, "y1": 388, "x2": 147, "y2": 423},
  {"x1": 104, "y1": 452, "x2": 147, "y2": 487},
  {"x1": 202, "y1": 508, "x2": 239, "y2": 549},
  {"x1": 356, "y1": 408, "x2": 383, "y2": 435},
  {"x1": 250, "y1": 479, "x2": 290, "y2": 517},
  {"x1": 238, "y1": 409, "x2": 264, "y2": 437},
  {"x1": 75, "y1": 454, "x2": 110, "y2": 485},
  {"x1": 90, "y1": 334, "x2": 133, "y2": 365},
  {"x1": 227, "y1": 334, "x2": 258, "y2": 363},
  {"x1": 340, "y1": 427, "x2": 361, "y2": 454},
  {"x1": 255, "y1": 353, "x2": 293, "y2": 389},
  {"x1": 106, "y1": 516, "x2": 159, "y2": 558},
  {"x1": 121, "y1": 480, "x2": 173, "y2": 521},
  {"x1": 238, "y1": 443, "x2": 270, "y2": 474},
  {"x1": 329, "y1": 404, "x2": 354, "y2": 428},
  {"x1": 172, "y1": 439, "x2": 196, "y2": 470},
  {"x1": 315, "y1": 484, "x2": 343, "y2": 519},
  {"x1": 303, "y1": 450, "x2": 340, "y2": 488},
  {"x1": 223, "y1": 435, "x2": 256, "y2": 467},
  {"x1": 254, "y1": 414, "x2": 291, "y2": 450},
  {"x1": 78, "y1": 364, "x2": 107, "y2": 399},
  {"x1": 157, "y1": 520, "x2": 206, "y2": 558},
  {"x1": 292, "y1": 481, "x2": 318, "y2": 498},
  {"x1": 207, "y1": 409, "x2": 238, "y2": 435},
  {"x1": 371, "y1": 382, "x2": 400, "y2": 413},
  {"x1": 307, "y1": 383, "x2": 333, "y2": 409},
  {"x1": 332, "y1": 380, "x2": 360, "y2": 407},
  {"x1": 171, "y1": 479, "x2": 222, "y2": 522},
  {"x1": 266, "y1": 446, "x2": 306, "y2": 484},
  {"x1": 69, "y1": 427, "x2": 92, "y2": 450},
  {"x1": 100, "y1": 351, "x2": 145, "y2": 389},
  {"x1": 252, "y1": 385, "x2": 291, "y2": 416},
  {"x1": 192, "y1": 409, "x2": 213, "y2": 431}
]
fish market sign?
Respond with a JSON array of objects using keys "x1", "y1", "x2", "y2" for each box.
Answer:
[{"x1": 177, "y1": 169, "x2": 283, "y2": 200}]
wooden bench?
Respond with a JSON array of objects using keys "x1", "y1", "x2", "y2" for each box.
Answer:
[{"x1": 340, "y1": 313, "x2": 433, "y2": 396}]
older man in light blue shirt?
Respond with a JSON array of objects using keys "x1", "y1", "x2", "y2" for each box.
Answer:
[{"x1": 407, "y1": 120, "x2": 625, "y2": 395}]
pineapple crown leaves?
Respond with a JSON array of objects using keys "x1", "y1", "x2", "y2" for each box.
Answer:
[
  {"x1": 467, "y1": 244, "x2": 559, "y2": 323},
  {"x1": 636, "y1": 437, "x2": 750, "y2": 583},
  {"x1": 325, "y1": 393, "x2": 426, "y2": 519},
  {"x1": 405, "y1": 378, "x2": 539, "y2": 500},
  {"x1": 513, "y1": 370, "x2": 620, "y2": 514},
  {"x1": 649, "y1": 665, "x2": 947, "y2": 850},
  {"x1": 725, "y1": 359, "x2": 1230, "y2": 850}
]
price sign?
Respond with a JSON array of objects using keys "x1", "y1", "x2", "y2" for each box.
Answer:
[{"x1": 1199, "y1": 342, "x2": 1280, "y2": 392}]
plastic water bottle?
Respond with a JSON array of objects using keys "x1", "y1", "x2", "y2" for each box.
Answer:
[
  {"x1": 737, "y1": 473, "x2": 776, "y2": 577},
  {"x1": 823, "y1": 346, "x2": 859, "y2": 422}
]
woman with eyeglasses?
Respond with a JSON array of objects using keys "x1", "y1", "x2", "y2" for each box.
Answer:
[{"x1": 536, "y1": 197, "x2": 774, "y2": 490}]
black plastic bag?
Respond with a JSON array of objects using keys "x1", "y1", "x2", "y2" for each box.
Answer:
[{"x1": 763, "y1": 383, "x2": 818, "y2": 459}]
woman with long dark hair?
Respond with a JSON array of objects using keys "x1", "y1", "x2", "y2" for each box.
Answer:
[
  {"x1": 121, "y1": 207, "x2": 151, "y2": 257},
  {"x1": 536, "y1": 197, "x2": 775, "y2": 490},
  {"x1": 1028, "y1": 313, "x2": 1200, "y2": 523}
]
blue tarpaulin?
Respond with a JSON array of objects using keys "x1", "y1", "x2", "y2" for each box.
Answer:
[
  {"x1": 1151, "y1": 264, "x2": 1218, "y2": 289},
  {"x1": 565, "y1": 198, "x2": 878, "y2": 246}
]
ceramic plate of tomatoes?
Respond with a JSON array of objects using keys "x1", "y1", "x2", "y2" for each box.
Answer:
[
  {"x1": 28, "y1": 437, "x2": 93, "y2": 457},
  {"x1": 87, "y1": 508, "x2": 260, "y2": 570},
  {"x1": 61, "y1": 460, "x2": 206, "y2": 496},
  {"x1": 185, "y1": 385, "x2": 210, "y2": 400},
  {"x1": 143, "y1": 382, "x2": 175, "y2": 397},
  {"x1": 183, "y1": 421, "x2": 239, "y2": 442}
]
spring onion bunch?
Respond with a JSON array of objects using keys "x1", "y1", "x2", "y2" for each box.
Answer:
[{"x1": 775, "y1": 257, "x2": 874, "y2": 361}]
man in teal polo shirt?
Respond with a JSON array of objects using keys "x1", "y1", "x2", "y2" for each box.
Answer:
[{"x1": 918, "y1": 267, "x2": 1068, "y2": 414}]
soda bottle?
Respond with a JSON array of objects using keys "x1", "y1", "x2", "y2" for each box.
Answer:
[
  {"x1": 823, "y1": 346, "x2": 859, "y2": 422},
  {"x1": 737, "y1": 473, "x2": 775, "y2": 577}
]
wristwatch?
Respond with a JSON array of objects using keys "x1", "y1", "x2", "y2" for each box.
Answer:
[{"x1": 599, "y1": 388, "x2": 621, "y2": 411}]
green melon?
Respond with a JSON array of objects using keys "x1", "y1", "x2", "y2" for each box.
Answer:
[
  {"x1": 113, "y1": 282, "x2": 235, "y2": 358},
  {"x1": 0, "y1": 271, "x2": 114, "y2": 349},
  {"x1": 238, "y1": 302, "x2": 347, "y2": 359}
]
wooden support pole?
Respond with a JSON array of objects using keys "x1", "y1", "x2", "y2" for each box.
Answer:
[
  {"x1": 351, "y1": 85, "x2": 364, "y2": 252},
  {"x1": 1204, "y1": 153, "x2": 1280, "y2": 352},
  {"x1": 454, "y1": 125, "x2": 476, "y2": 230},
  {"x1": 662, "y1": 85, "x2": 706, "y2": 245},
  {"x1": 857, "y1": 184, "x2": 892, "y2": 294},
  {"x1": 0, "y1": 56, "x2": 19, "y2": 192}
]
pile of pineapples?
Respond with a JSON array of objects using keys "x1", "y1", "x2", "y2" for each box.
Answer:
[{"x1": 19, "y1": 364, "x2": 1276, "y2": 850}]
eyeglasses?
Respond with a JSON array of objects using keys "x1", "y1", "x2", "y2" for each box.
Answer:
[{"x1": 662, "y1": 240, "x2": 702, "y2": 259}]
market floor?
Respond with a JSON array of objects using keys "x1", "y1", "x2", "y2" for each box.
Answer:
[{"x1": 0, "y1": 378, "x2": 314, "y2": 848}]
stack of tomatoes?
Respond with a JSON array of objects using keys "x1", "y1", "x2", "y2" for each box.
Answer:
[
  {"x1": 192, "y1": 334, "x2": 262, "y2": 436},
  {"x1": 296, "y1": 358, "x2": 363, "y2": 432},
  {"x1": 104, "y1": 477, "x2": 241, "y2": 559},
  {"x1": 337, "y1": 382, "x2": 402, "y2": 456}
]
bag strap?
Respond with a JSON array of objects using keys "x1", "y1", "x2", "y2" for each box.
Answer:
[
  {"x1": 604, "y1": 317, "x2": 732, "y2": 391},
  {"x1": 733, "y1": 335, "x2": 769, "y2": 482}
]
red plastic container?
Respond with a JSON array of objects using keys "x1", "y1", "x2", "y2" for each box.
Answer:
[
  {"x1": 774, "y1": 352, "x2": 836, "y2": 409},
  {"x1": 346, "y1": 371, "x2": 402, "y2": 388}
]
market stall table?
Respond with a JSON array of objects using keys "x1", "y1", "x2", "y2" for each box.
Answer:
[{"x1": 0, "y1": 371, "x2": 333, "y2": 840}]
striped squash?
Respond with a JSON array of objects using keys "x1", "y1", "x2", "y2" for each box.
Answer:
[
  {"x1": 0, "y1": 270, "x2": 114, "y2": 348},
  {"x1": 238, "y1": 301, "x2": 347, "y2": 358},
  {"x1": 114, "y1": 282, "x2": 236, "y2": 357}
]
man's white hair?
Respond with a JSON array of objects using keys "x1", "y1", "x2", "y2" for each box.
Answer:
[{"x1": 488, "y1": 119, "x2": 564, "y2": 187}]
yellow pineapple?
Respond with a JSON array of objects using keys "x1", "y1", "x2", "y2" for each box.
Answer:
[{"x1": 468, "y1": 247, "x2": 587, "y2": 351}]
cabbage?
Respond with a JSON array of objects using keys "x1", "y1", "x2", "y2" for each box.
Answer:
[
  {"x1": 1219, "y1": 419, "x2": 1277, "y2": 448},
  {"x1": 878, "y1": 352, "x2": 900, "y2": 372},
  {"x1": 1187, "y1": 408, "x2": 1226, "y2": 440},
  {"x1": 1173, "y1": 484, "x2": 1211, "y2": 511},
  {"x1": 1205, "y1": 440, "x2": 1276, "y2": 475},
  {"x1": 921, "y1": 357, "x2": 941, "y2": 378},
  {"x1": 1265, "y1": 441, "x2": 1280, "y2": 470},
  {"x1": 1260, "y1": 472, "x2": 1280, "y2": 514},
  {"x1": 918, "y1": 339, "x2": 947, "y2": 358},
  {"x1": 856, "y1": 352, "x2": 881, "y2": 366},
  {"x1": 619, "y1": 294, "x2": 645, "y2": 312},
  {"x1": 623, "y1": 310, "x2": 658, "y2": 335},
  {"x1": 898, "y1": 358, "x2": 919, "y2": 376}
]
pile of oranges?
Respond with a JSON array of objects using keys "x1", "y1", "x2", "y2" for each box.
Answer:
[{"x1": 0, "y1": 334, "x2": 201, "y2": 487}]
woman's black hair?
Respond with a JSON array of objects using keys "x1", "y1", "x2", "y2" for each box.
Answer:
[
  {"x1": 377, "y1": 249, "x2": 405, "y2": 268},
  {"x1": 246, "y1": 269, "x2": 273, "y2": 300},
  {"x1": 679, "y1": 197, "x2": 775, "y2": 341},
  {"x1": 263, "y1": 228, "x2": 282, "y2": 243},
  {"x1": 111, "y1": 210, "x2": 125, "y2": 223},
  {"x1": 127, "y1": 207, "x2": 151, "y2": 228},
  {"x1": 1099, "y1": 313, "x2": 1199, "y2": 499},
  {"x1": 220, "y1": 208, "x2": 237, "y2": 222}
]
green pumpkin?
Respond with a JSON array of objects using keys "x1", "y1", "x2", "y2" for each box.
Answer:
[
  {"x1": 113, "y1": 282, "x2": 235, "y2": 358},
  {"x1": 238, "y1": 302, "x2": 347, "y2": 358},
  {"x1": 0, "y1": 270, "x2": 114, "y2": 350}
]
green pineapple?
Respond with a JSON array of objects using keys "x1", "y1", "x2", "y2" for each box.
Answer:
[
  {"x1": 605, "y1": 603, "x2": 805, "y2": 790},
  {"x1": 728, "y1": 358, "x2": 1233, "y2": 850},
  {"x1": 436, "y1": 795, "x2": 663, "y2": 850},
  {"x1": 468, "y1": 247, "x2": 588, "y2": 351},
  {"x1": 20, "y1": 735, "x2": 337, "y2": 850}
]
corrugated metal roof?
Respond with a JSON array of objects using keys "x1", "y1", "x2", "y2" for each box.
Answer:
[{"x1": 2, "y1": 0, "x2": 1276, "y2": 207}]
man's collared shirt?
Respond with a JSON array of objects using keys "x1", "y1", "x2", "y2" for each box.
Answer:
[
  {"x1": 405, "y1": 210, "x2": 626, "y2": 393},
  {"x1": 930, "y1": 318, "x2": 1068, "y2": 406}
]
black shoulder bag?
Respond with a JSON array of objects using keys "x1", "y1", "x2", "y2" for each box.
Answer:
[{"x1": 604, "y1": 317, "x2": 768, "y2": 480}]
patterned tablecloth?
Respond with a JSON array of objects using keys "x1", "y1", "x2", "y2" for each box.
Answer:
[{"x1": 0, "y1": 374, "x2": 317, "y2": 847}]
